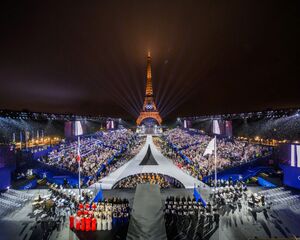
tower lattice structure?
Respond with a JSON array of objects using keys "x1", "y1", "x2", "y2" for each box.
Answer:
[{"x1": 136, "y1": 52, "x2": 162, "y2": 125}]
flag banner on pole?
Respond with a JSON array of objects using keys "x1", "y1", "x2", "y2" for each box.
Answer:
[
  {"x1": 193, "y1": 185, "x2": 200, "y2": 201},
  {"x1": 93, "y1": 185, "x2": 104, "y2": 203},
  {"x1": 203, "y1": 138, "x2": 216, "y2": 156},
  {"x1": 76, "y1": 138, "x2": 81, "y2": 163},
  {"x1": 193, "y1": 186, "x2": 206, "y2": 207},
  {"x1": 76, "y1": 148, "x2": 81, "y2": 163}
]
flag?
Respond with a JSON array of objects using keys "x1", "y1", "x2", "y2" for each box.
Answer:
[
  {"x1": 203, "y1": 137, "x2": 215, "y2": 156},
  {"x1": 76, "y1": 151, "x2": 81, "y2": 163},
  {"x1": 76, "y1": 139, "x2": 81, "y2": 163},
  {"x1": 193, "y1": 185, "x2": 200, "y2": 202},
  {"x1": 77, "y1": 135, "x2": 82, "y2": 199},
  {"x1": 193, "y1": 185, "x2": 207, "y2": 207},
  {"x1": 93, "y1": 185, "x2": 104, "y2": 203}
]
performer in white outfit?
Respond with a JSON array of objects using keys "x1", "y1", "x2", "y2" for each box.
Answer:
[
  {"x1": 102, "y1": 215, "x2": 107, "y2": 230},
  {"x1": 74, "y1": 214, "x2": 77, "y2": 227},
  {"x1": 107, "y1": 214, "x2": 112, "y2": 230},
  {"x1": 97, "y1": 215, "x2": 102, "y2": 231}
]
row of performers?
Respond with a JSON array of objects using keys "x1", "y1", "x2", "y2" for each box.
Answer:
[
  {"x1": 78, "y1": 202, "x2": 129, "y2": 212},
  {"x1": 69, "y1": 209, "x2": 130, "y2": 231}
]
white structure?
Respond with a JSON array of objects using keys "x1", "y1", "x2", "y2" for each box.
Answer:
[{"x1": 90, "y1": 135, "x2": 205, "y2": 189}]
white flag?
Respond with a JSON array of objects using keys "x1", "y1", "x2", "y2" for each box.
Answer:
[{"x1": 203, "y1": 138, "x2": 216, "y2": 156}]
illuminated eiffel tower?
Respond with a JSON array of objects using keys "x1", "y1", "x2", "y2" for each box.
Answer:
[{"x1": 136, "y1": 52, "x2": 162, "y2": 126}]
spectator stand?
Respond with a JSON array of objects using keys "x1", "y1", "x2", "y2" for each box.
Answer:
[
  {"x1": 31, "y1": 145, "x2": 60, "y2": 160},
  {"x1": 32, "y1": 164, "x2": 89, "y2": 187},
  {"x1": 94, "y1": 137, "x2": 137, "y2": 179},
  {"x1": 161, "y1": 128, "x2": 273, "y2": 184},
  {"x1": 202, "y1": 156, "x2": 274, "y2": 183},
  {"x1": 23, "y1": 130, "x2": 138, "y2": 188},
  {"x1": 164, "y1": 139, "x2": 192, "y2": 165}
]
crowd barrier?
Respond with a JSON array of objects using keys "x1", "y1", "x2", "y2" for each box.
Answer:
[
  {"x1": 32, "y1": 146, "x2": 59, "y2": 160},
  {"x1": 19, "y1": 179, "x2": 38, "y2": 190},
  {"x1": 202, "y1": 156, "x2": 273, "y2": 183},
  {"x1": 31, "y1": 161, "x2": 89, "y2": 187},
  {"x1": 257, "y1": 177, "x2": 276, "y2": 187}
]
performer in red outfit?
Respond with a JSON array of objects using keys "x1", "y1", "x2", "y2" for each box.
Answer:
[
  {"x1": 75, "y1": 216, "x2": 81, "y2": 231},
  {"x1": 91, "y1": 217, "x2": 97, "y2": 231},
  {"x1": 69, "y1": 215, "x2": 74, "y2": 229},
  {"x1": 80, "y1": 217, "x2": 85, "y2": 231},
  {"x1": 88, "y1": 210, "x2": 94, "y2": 217},
  {"x1": 86, "y1": 217, "x2": 91, "y2": 231},
  {"x1": 85, "y1": 203, "x2": 90, "y2": 210},
  {"x1": 92, "y1": 203, "x2": 97, "y2": 210},
  {"x1": 79, "y1": 203, "x2": 84, "y2": 210}
]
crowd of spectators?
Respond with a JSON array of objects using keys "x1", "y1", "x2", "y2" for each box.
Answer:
[
  {"x1": 40, "y1": 129, "x2": 138, "y2": 183},
  {"x1": 113, "y1": 173, "x2": 184, "y2": 189},
  {"x1": 158, "y1": 128, "x2": 271, "y2": 181},
  {"x1": 94, "y1": 136, "x2": 146, "y2": 182}
]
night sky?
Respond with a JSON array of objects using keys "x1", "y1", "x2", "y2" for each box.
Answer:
[{"x1": 0, "y1": 0, "x2": 299, "y2": 120}]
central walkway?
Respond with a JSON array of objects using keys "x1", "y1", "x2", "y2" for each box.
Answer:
[
  {"x1": 127, "y1": 184, "x2": 167, "y2": 240},
  {"x1": 90, "y1": 135, "x2": 205, "y2": 189}
]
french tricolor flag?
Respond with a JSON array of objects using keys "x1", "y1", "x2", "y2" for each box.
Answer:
[
  {"x1": 76, "y1": 136, "x2": 81, "y2": 163},
  {"x1": 76, "y1": 146, "x2": 81, "y2": 163}
]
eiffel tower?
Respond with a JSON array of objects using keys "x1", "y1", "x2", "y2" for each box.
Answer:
[{"x1": 136, "y1": 52, "x2": 162, "y2": 126}]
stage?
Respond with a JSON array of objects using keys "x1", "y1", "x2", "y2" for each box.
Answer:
[{"x1": 90, "y1": 135, "x2": 205, "y2": 190}]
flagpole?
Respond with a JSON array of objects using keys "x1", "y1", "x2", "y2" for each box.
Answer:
[
  {"x1": 214, "y1": 135, "x2": 217, "y2": 188},
  {"x1": 78, "y1": 135, "x2": 81, "y2": 200}
]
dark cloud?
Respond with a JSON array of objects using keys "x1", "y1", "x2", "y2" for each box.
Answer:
[{"x1": 0, "y1": 0, "x2": 299, "y2": 120}]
